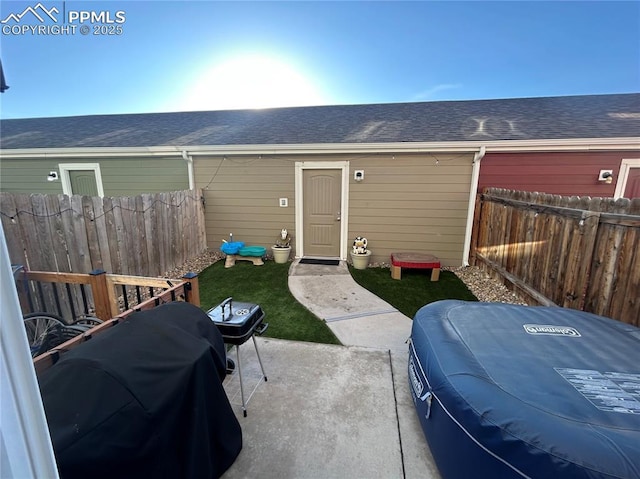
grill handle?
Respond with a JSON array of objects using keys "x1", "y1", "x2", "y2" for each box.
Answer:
[
  {"x1": 219, "y1": 297, "x2": 233, "y2": 321},
  {"x1": 256, "y1": 322, "x2": 269, "y2": 335}
]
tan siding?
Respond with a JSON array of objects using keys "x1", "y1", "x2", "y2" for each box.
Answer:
[
  {"x1": 196, "y1": 156, "x2": 297, "y2": 254},
  {"x1": 196, "y1": 153, "x2": 473, "y2": 266},
  {"x1": 348, "y1": 154, "x2": 473, "y2": 266}
]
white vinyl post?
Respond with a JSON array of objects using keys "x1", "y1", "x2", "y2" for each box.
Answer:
[{"x1": 0, "y1": 227, "x2": 59, "y2": 478}]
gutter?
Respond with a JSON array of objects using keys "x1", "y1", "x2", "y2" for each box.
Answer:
[
  {"x1": 462, "y1": 146, "x2": 486, "y2": 267},
  {"x1": 181, "y1": 150, "x2": 195, "y2": 190},
  {"x1": 1, "y1": 137, "x2": 638, "y2": 159}
]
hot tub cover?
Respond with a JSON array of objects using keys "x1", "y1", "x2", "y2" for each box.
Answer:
[
  {"x1": 409, "y1": 300, "x2": 640, "y2": 479},
  {"x1": 39, "y1": 302, "x2": 242, "y2": 479}
]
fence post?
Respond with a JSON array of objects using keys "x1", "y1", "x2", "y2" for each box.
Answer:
[
  {"x1": 182, "y1": 272, "x2": 200, "y2": 307},
  {"x1": 89, "y1": 269, "x2": 112, "y2": 320},
  {"x1": 469, "y1": 193, "x2": 483, "y2": 266}
]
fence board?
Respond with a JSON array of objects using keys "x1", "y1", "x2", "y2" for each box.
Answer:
[
  {"x1": 125, "y1": 196, "x2": 140, "y2": 274},
  {"x1": 44, "y1": 194, "x2": 69, "y2": 272},
  {"x1": 82, "y1": 195, "x2": 103, "y2": 271},
  {"x1": 169, "y1": 191, "x2": 178, "y2": 266},
  {"x1": 181, "y1": 190, "x2": 189, "y2": 263},
  {"x1": 111, "y1": 196, "x2": 129, "y2": 275},
  {"x1": 2, "y1": 190, "x2": 206, "y2": 279},
  {"x1": 142, "y1": 193, "x2": 158, "y2": 276},
  {"x1": 13, "y1": 194, "x2": 40, "y2": 270},
  {"x1": 473, "y1": 188, "x2": 640, "y2": 326},
  {"x1": 31, "y1": 195, "x2": 56, "y2": 272},
  {"x1": 92, "y1": 195, "x2": 113, "y2": 274},
  {"x1": 156, "y1": 193, "x2": 168, "y2": 274},
  {"x1": 70, "y1": 195, "x2": 93, "y2": 273},
  {"x1": 103, "y1": 197, "x2": 122, "y2": 274},
  {"x1": 0, "y1": 193, "x2": 27, "y2": 266}
]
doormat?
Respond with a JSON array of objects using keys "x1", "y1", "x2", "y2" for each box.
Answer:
[{"x1": 299, "y1": 258, "x2": 340, "y2": 266}]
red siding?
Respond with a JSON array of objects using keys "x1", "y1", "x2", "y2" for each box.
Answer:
[
  {"x1": 478, "y1": 151, "x2": 640, "y2": 197},
  {"x1": 625, "y1": 168, "x2": 640, "y2": 198}
]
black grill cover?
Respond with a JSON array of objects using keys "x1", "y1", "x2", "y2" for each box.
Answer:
[{"x1": 38, "y1": 302, "x2": 242, "y2": 479}]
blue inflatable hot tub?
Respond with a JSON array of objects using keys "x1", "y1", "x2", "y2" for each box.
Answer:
[{"x1": 409, "y1": 300, "x2": 640, "y2": 479}]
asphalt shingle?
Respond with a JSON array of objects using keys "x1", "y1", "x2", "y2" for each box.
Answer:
[{"x1": 1, "y1": 93, "x2": 638, "y2": 150}]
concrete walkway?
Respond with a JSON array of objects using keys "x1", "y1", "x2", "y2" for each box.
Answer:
[
  {"x1": 288, "y1": 260, "x2": 413, "y2": 352},
  {"x1": 221, "y1": 260, "x2": 440, "y2": 479}
]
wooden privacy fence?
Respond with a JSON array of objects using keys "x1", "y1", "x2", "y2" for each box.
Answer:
[
  {"x1": 1, "y1": 189, "x2": 206, "y2": 277},
  {"x1": 471, "y1": 188, "x2": 640, "y2": 326}
]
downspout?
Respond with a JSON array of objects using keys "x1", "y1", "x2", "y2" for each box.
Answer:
[
  {"x1": 181, "y1": 150, "x2": 195, "y2": 190},
  {"x1": 462, "y1": 146, "x2": 486, "y2": 266}
]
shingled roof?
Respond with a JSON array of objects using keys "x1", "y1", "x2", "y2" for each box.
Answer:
[{"x1": 1, "y1": 93, "x2": 638, "y2": 150}]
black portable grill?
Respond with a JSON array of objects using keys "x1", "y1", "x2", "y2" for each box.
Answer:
[{"x1": 207, "y1": 297, "x2": 268, "y2": 416}]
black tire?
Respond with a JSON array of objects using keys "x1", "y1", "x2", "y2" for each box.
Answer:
[
  {"x1": 37, "y1": 324, "x2": 89, "y2": 355},
  {"x1": 226, "y1": 357, "x2": 236, "y2": 375},
  {"x1": 23, "y1": 312, "x2": 66, "y2": 357},
  {"x1": 71, "y1": 315, "x2": 103, "y2": 327}
]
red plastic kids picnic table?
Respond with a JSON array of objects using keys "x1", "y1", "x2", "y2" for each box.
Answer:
[{"x1": 390, "y1": 252, "x2": 441, "y2": 282}]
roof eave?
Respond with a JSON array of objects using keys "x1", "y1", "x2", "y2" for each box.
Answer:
[{"x1": 0, "y1": 137, "x2": 638, "y2": 159}]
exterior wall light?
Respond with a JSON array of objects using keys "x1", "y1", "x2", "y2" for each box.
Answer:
[
  {"x1": 354, "y1": 170, "x2": 364, "y2": 182},
  {"x1": 47, "y1": 171, "x2": 59, "y2": 182},
  {"x1": 598, "y1": 170, "x2": 613, "y2": 184}
]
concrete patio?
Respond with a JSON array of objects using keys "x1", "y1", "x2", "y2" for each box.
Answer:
[{"x1": 220, "y1": 260, "x2": 441, "y2": 478}]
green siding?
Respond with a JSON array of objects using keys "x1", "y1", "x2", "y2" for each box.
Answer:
[
  {"x1": 0, "y1": 159, "x2": 66, "y2": 194},
  {"x1": 99, "y1": 159, "x2": 188, "y2": 196},
  {"x1": 0, "y1": 158, "x2": 188, "y2": 195}
]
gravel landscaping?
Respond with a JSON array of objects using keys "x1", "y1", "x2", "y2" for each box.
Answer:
[
  {"x1": 443, "y1": 266, "x2": 527, "y2": 305},
  {"x1": 164, "y1": 250, "x2": 526, "y2": 306}
]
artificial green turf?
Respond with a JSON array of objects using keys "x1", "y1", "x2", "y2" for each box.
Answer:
[
  {"x1": 198, "y1": 260, "x2": 341, "y2": 345},
  {"x1": 348, "y1": 266, "x2": 478, "y2": 319}
]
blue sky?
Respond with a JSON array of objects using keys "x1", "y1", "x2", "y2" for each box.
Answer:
[{"x1": 0, "y1": 1, "x2": 638, "y2": 119}]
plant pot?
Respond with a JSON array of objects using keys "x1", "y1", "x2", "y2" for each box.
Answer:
[
  {"x1": 271, "y1": 246, "x2": 291, "y2": 264},
  {"x1": 350, "y1": 250, "x2": 372, "y2": 270}
]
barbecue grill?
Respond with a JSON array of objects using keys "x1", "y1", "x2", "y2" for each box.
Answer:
[{"x1": 208, "y1": 297, "x2": 268, "y2": 416}]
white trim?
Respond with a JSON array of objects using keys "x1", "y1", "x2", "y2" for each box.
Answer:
[
  {"x1": 295, "y1": 161, "x2": 350, "y2": 260},
  {"x1": 0, "y1": 229, "x2": 59, "y2": 478},
  {"x1": 1, "y1": 137, "x2": 638, "y2": 159},
  {"x1": 181, "y1": 150, "x2": 195, "y2": 190},
  {"x1": 613, "y1": 158, "x2": 640, "y2": 199},
  {"x1": 58, "y1": 163, "x2": 105, "y2": 197},
  {"x1": 463, "y1": 147, "x2": 486, "y2": 266}
]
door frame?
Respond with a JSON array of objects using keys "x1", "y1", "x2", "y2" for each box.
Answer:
[
  {"x1": 295, "y1": 161, "x2": 350, "y2": 260},
  {"x1": 613, "y1": 158, "x2": 640, "y2": 199},
  {"x1": 58, "y1": 163, "x2": 105, "y2": 197}
]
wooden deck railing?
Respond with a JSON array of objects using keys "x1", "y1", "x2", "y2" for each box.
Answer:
[
  {"x1": 15, "y1": 268, "x2": 199, "y2": 322},
  {"x1": 13, "y1": 268, "x2": 200, "y2": 374}
]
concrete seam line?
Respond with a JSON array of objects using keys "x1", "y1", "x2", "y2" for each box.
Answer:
[
  {"x1": 324, "y1": 308, "x2": 399, "y2": 322},
  {"x1": 389, "y1": 349, "x2": 407, "y2": 479}
]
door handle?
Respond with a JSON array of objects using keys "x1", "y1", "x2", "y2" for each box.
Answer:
[{"x1": 336, "y1": 211, "x2": 341, "y2": 221}]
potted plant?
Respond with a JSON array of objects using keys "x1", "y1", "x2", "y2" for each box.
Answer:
[
  {"x1": 349, "y1": 236, "x2": 371, "y2": 270},
  {"x1": 271, "y1": 228, "x2": 292, "y2": 263}
]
